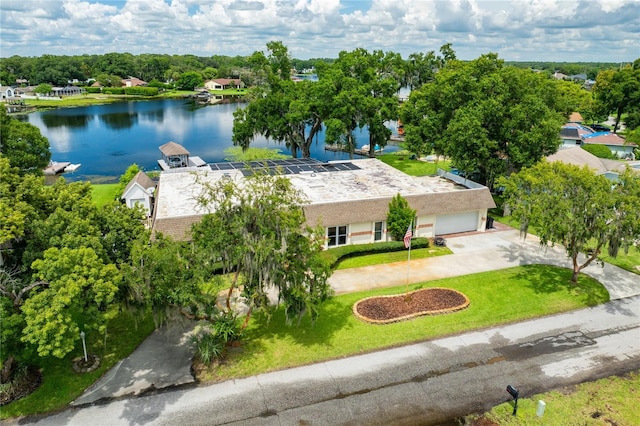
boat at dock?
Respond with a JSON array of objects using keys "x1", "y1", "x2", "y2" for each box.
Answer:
[
  {"x1": 64, "y1": 163, "x2": 82, "y2": 172},
  {"x1": 324, "y1": 144, "x2": 383, "y2": 156}
]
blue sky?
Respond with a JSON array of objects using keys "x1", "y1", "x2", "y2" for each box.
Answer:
[{"x1": 1, "y1": 0, "x2": 639, "y2": 62}]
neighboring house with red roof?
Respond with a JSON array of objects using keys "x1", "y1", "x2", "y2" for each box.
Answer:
[
  {"x1": 582, "y1": 132, "x2": 636, "y2": 160},
  {"x1": 121, "y1": 171, "x2": 156, "y2": 217},
  {"x1": 121, "y1": 77, "x2": 147, "y2": 87},
  {"x1": 204, "y1": 78, "x2": 243, "y2": 91},
  {"x1": 560, "y1": 123, "x2": 636, "y2": 159}
]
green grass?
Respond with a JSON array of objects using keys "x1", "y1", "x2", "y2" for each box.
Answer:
[
  {"x1": 600, "y1": 245, "x2": 640, "y2": 275},
  {"x1": 336, "y1": 246, "x2": 451, "y2": 269},
  {"x1": 91, "y1": 183, "x2": 120, "y2": 207},
  {"x1": 1, "y1": 311, "x2": 155, "y2": 419},
  {"x1": 197, "y1": 264, "x2": 608, "y2": 382},
  {"x1": 470, "y1": 371, "x2": 640, "y2": 425},
  {"x1": 377, "y1": 153, "x2": 451, "y2": 176}
]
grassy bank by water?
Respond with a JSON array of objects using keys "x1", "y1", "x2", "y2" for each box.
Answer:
[{"x1": 23, "y1": 91, "x2": 195, "y2": 110}]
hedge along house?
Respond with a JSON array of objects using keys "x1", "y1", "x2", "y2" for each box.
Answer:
[{"x1": 151, "y1": 158, "x2": 496, "y2": 247}]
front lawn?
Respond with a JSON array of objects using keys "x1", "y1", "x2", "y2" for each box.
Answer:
[{"x1": 197, "y1": 264, "x2": 608, "y2": 382}]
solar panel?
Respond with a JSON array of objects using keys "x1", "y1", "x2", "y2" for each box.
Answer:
[{"x1": 209, "y1": 158, "x2": 361, "y2": 176}]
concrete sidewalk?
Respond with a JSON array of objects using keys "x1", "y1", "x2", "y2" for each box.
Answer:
[{"x1": 70, "y1": 227, "x2": 639, "y2": 407}]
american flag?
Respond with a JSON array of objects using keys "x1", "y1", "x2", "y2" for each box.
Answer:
[{"x1": 403, "y1": 224, "x2": 412, "y2": 249}]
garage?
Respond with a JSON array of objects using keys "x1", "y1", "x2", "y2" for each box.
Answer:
[{"x1": 435, "y1": 211, "x2": 479, "y2": 235}]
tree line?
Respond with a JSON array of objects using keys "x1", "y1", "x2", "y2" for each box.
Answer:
[{"x1": 0, "y1": 52, "x2": 322, "y2": 88}]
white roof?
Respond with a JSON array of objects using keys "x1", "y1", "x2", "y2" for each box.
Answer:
[{"x1": 154, "y1": 159, "x2": 463, "y2": 220}]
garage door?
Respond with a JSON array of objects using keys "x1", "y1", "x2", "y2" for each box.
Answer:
[{"x1": 435, "y1": 211, "x2": 478, "y2": 235}]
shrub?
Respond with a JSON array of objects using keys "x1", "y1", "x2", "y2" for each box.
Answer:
[
  {"x1": 386, "y1": 193, "x2": 416, "y2": 241},
  {"x1": 191, "y1": 330, "x2": 225, "y2": 364},
  {"x1": 85, "y1": 87, "x2": 102, "y2": 94},
  {"x1": 211, "y1": 311, "x2": 242, "y2": 342},
  {"x1": 582, "y1": 144, "x2": 615, "y2": 159},
  {"x1": 124, "y1": 86, "x2": 159, "y2": 96},
  {"x1": 319, "y1": 238, "x2": 430, "y2": 269},
  {"x1": 102, "y1": 87, "x2": 124, "y2": 95}
]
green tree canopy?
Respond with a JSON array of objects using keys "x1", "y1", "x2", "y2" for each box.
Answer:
[
  {"x1": 593, "y1": 63, "x2": 640, "y2": 133},
  {"x1": 0, "y1": 108, "x2": 51, "y2": 175},
  {"x1": 177, "y1": 71, "x2": 203, "y2": 90},
  {"x1": 400, "y1": 53, "x2": 565, "y2": 188},
  {"x1": 34, "y1": 83, "x2": 52, "y2": 94},
  {"x1": 500, "y1": 161, "x2": 640, "y2": 283},
  {"x1": 192, "y1": 169, "x2": 332, "y2": 327}
]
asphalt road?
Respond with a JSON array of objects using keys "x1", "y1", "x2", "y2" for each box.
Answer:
[{"x1": 17, "y1": 295, "x2": 640, "y2": 426}]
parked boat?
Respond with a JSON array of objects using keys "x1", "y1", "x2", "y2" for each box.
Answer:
[{"x1": 64, "y1": 163, "x2": 82, "y2": 172}]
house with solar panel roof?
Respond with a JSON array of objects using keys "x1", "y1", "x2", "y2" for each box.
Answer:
[{"x1": 151, "y1": 143, "x2": 496, "y2": 248}]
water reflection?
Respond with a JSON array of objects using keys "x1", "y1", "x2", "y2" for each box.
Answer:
[
  {"x1": 99, "y1": 112, "x2": 139, "y2": 130},
  {"x1": 41, "y1": 113, "x2": 93, "y2": 129}
]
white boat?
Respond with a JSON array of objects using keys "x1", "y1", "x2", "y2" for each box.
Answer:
[{"x1": 64, "y1": 163, "x2": 82, "y2": 172}]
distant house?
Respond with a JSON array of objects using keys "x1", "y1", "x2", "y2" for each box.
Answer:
[
  {"x1": 204, "y1": 78, "x2": 243, "y2": 91},
  {"x1": 582, "y1": 132, "x2": 636, "y2": 160},
  {"x1": 121, "y1": 77, "x2": 147, "y2": 87},
  {"x1": 52, "y1": 86, "x2": 85, "y2": 96},
  {"x1": 547, "y1": 146, "x2": 631, "y2": 181},
  {"x1": 15, "y1": 79, "x2": 28, "y2": 85},
  {"x1": 552, "y1": 72, "x2": 569, "y2": 80},
  {"x1": 560, "y1": 123, "x2": 593, "y2": 148},
  {"x1": 560, "y1": 123, "x2": 637, "y2": 159},
  {"x1": 121, "y1": 171, "x2": 156, "y2": 217},
  {"x1": 0, "y1": 86, "x2": 15, "y2": 99}
]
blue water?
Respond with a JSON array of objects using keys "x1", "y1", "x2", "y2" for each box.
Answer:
[{"x1": 19, "y1": 99, "x2": 398, "y2": 182}]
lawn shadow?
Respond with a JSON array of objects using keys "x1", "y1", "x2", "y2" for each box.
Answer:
[
  {"x1": 514, "y1": 265, "x2": 609, "y2": 307},
  {"x1": 241, "y1": 296, "x2": 353, "y2": 348}
]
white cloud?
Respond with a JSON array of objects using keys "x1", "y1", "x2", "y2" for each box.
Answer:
[{"x1": 0, "y1": 0, "x2": 638, "y2": 61}]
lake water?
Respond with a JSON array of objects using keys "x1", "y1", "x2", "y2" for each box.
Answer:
[{"x1": 19, "y1": 99, "x2": 398, "y2": 183}]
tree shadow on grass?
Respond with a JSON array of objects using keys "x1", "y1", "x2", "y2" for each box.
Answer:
[
  {"x1": 241, "y1": 297, "x2": 353, "y2": 348},
  {"x1": 514, "y1": 264, "x2": 609, "y2": 307}
]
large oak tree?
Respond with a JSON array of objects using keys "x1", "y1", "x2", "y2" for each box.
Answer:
[{"x1": 400, "y1": 53, "x2": 565, "y2": 188}]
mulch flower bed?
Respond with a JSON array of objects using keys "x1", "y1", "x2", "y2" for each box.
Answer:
[{"x1": 353, "y1": 287, "x2": 470, "y2": 324}]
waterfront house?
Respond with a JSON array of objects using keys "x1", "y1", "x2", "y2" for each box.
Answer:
[
  {"x1": 204, "y1": 78, "x2": 244, "y2": 91},
  {"x1": 151, "y1": 158, "x2": 496, "y2": 246},
  {"x1": 121, "y1": 77, "x2": 147, "y2": 87}
]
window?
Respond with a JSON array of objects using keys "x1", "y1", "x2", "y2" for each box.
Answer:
[
  {"x1": 327, "y1": 226, "x2": 348, "y2": 247},
  {"x1": 374, "y1": 221, "x2": 383, "y2": 241}
]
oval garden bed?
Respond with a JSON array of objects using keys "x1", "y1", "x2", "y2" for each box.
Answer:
[{"x1": 354, "y1": 287, "x2": 470, "y2": 324}]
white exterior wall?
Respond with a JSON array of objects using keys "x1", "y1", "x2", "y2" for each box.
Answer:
[
  {"x1": 124, "y1": 185, "x2": 152, "y2": 216},
  {"x1": 415, "y1": 215, "x2": 436, "y2": 238},
  {"x1": 348, "y1": 222, "x2": 386, "y2": 245}
]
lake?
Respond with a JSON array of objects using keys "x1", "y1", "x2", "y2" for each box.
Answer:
[{"x1": 18, "y1": 99, "x2": 398, "y2": 183}]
